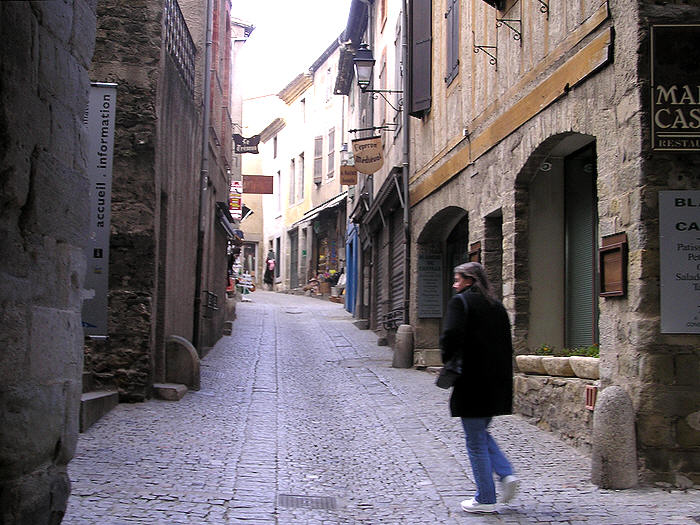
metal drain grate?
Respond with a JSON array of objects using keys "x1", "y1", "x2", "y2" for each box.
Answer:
[{"x1": 277, "y1": 494, "x2": 337, "y2": 510}]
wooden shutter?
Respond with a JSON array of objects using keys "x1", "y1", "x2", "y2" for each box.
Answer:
[
  {"x1": 390, "y1": 211, "x2": 405, "y2": 314},
  {"x1": 409, "y1": 0, "x2": 432, "y2": 118},
  {"x1": 445, "y1": 0, "x2": 459, "y2": 85},
  {"x1": 314, "y1": 136, "x2": 323, "y2": 184}
]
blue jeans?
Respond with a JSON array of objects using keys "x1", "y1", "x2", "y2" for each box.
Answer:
[{"x1": 461, "y1": 417, "x2": 514, "y2": 504}]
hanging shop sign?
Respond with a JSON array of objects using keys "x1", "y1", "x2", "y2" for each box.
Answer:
[
  {"x1": 82, "y1": 82, "x2": 117, "y2": 337},
  {"x1": 242, "y1": 174, "x2": 273, "y2": 194},
  {"x1": 659, "y1": 190, "x2": 700, "y2": 333},
  {"x1": 233, "y1": 133, "x2": 261, "y2": 154},
  {"x1": 651, "y1": 25, "x2": 700, "y2": 151},
  {"x1": 340, "y1": 165, "x2": 358, "y2": 185},
  {"x1": 352, "y1": 136, "x2": 384, "y2": 174},
  {"x1": 229, "y1": 180, "x2": 242, "y2": 219}
]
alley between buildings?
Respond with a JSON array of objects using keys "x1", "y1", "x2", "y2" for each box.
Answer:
[{"x1": 64, "y1": 292, "x2": 699, "y2": 524}]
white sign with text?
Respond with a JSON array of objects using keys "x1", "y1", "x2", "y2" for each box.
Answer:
[{"x1": 659, "y1": 190, "x2": 700, "y2": 333}]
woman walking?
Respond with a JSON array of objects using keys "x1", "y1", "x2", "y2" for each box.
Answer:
[{"x1": 439, "y1": 262, "x2": 519, "y2": 513}]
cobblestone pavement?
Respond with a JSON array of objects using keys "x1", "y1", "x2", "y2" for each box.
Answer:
[{"x1": 64, "y1": 291, "x2": 699, "y2": 525}]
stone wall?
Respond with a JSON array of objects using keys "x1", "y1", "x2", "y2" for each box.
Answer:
[
  {"x1": 0, "y1": 2, "x2": 96, "y2": 523},
  {"x1": 86, "y1": 0, "x2": 163, "y2": 401},
  {"x1": 514, "y1": 375, "x2": 596, "y2": 454},
  {"x1": 628, "y1": 1, "x2": 700, "y2": 484}
]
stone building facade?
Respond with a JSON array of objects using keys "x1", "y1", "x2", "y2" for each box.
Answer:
[
  {"x1": 0, "y1": 2, "x2": 97, "y2": 523},
  {"x1": 252, "y1": 41, "x2": 350, "y2": 293},
  {"x1": 85, "y1": 0, "x2": 242, "y2": 401},
  {"x1": 405, "y1": 0, "x2": 699, "y2": 483}
]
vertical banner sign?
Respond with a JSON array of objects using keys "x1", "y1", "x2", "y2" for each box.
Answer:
[
  {"x1": 659, "y1": 190, "x2": 700, "y2": 333},
  {"x1": 82, "y1": 83, "x2": 117, "y2": 337},
  {"x1": 417, "y1": 252, "x2": 443, "y2": 318},
  {"x1": 229, "y1": 180, "x2": 242, "y2": 219},
  {"x1": 651, "y1": 25, "x2": 700, "y2": 151}
]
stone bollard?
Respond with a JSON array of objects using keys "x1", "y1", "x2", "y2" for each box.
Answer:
[
  {"x1": 591, "y1": 385, "x2": 638, "y2": 489},
  {"x1": 393, "y1": 324, "x2": 414, "y2": 368}
]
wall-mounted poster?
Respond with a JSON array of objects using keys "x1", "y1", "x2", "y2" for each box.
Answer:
[{"x1": 659, "y1": 190, "x2": 700, "y2": 333}]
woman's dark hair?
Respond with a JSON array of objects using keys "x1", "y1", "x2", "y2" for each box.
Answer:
[{"x1": 454, "y1": 262, "x2": 498, "y2": 303}]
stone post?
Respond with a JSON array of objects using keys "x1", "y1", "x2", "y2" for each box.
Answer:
[
  {"x1": 591, "y1": 385, "x2": 638, "y2": 489},
  {"x1": 393, "y1": 324, "x2": 414, "y2": 368}
]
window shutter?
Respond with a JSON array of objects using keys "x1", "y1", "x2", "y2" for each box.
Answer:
[
  {"x1": 314, "y1": 136, "x2": 323, "y2": 184},
  {"x1": 445, "y1": 0, "x2": 459, "y2": 85},
  {"x1": 409, "y1": 0, "x2": 432, "y2": 118}
]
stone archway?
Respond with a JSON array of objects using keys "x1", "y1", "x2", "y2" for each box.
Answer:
[{"x1": 412, "y1": 206, "x2": 468, "y2": 366}]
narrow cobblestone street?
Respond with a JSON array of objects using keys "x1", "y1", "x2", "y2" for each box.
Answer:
[{"x1": 64, "y1": 292, "x2": 699, "y2": 524}]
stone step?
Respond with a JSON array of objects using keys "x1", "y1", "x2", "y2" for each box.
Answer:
[
  {"x1": 80, "y1": 390, "x2": 119, "y2": 433},
  {"x1": 153, "y1": 383, "x2": 188, "y2": 401}
]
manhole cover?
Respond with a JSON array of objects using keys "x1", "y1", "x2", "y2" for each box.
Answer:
[
  {"x1": 277, "y1": 494, "x2": 336, "y2": 510},
  {"x1": 285, "y1": 310, "x2": 303, "y2": 315}
]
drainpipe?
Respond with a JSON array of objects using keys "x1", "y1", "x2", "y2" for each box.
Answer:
[
  {"x1": 402, "y1": 0, "x2": 411, "y2": 325},
  {"x1": 193, "y1": 0, "x2": 214, "y2": 351}
]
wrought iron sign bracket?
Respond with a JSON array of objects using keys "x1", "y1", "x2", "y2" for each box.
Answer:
[
  {"x1": 496, "y1": 18, "x2": 522, "y2": 44},
  {"x1": 537, "y1": 0, "x2": 549, "y2": 19},
  {"x1": 473, "y1": 32, "x2": 498, "y2": 69}
]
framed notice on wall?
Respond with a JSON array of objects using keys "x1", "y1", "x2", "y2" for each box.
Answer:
[
  {"x1": 659, "y1": 190, "x2": 700, "y2": 333},
  {"x1": 418, "y1": 253, "x2": 443, "y2": 318}
]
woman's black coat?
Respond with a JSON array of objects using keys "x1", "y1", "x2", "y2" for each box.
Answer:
[{"x1": 439, "y1": 286, "x2": 513, "y2": 418}]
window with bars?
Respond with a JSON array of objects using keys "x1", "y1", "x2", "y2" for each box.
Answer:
[
  {"x1": 314, "y1": 136, "x2": 323, "y2": 184},
  {"x1": 327, "y1": 128, "x2": 335, "y2": 178}
]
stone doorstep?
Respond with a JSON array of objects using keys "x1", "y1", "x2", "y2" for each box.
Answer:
[
  {"x1": 153, "y1": 383, "x2": 188, "y2": 401},
  {"x1": 80, "y1": 390, "x2": 119, "y2": 433}
]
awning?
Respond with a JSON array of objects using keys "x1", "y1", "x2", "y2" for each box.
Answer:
[
  {"x1": 292, "y1": 191, "x2": 347, "y2": 228},
  {"x1": 216, "y1": 202, "x2": 243, "y2": 241}
]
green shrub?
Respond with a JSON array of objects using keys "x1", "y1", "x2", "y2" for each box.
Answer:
[{"x1": 562, "y1": 344, "x2": 599, "y2": 358}]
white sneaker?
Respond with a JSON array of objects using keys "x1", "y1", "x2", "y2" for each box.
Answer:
[
  {"x1": 460, "y1": 497, "x2": 497, "y2": 513},
  {"x1": 500, "y1": 475, "x2": 519, "y2": 503}
]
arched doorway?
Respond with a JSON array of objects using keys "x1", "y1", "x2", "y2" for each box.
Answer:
[
  {"x1": 515, "y1": 134, "x2": 599, "y2": 352},
  {"x1": 414, "y1": 206, "x2": 468, "y2": 365}
]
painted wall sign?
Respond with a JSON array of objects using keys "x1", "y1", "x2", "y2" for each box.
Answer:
[
  {"x1": 82, "y1": 83, "x2": 117, "y2": 337},
  {"x1": 233, "y1": 133, "x2": 260, "y2": 154},
  {"x1": 242, "y1": 175, "x2": 273, "y2": 194},
  {"x1": 352, "y1": 136, "x2": 384, "y2": 174},
  {"x1": 659, "y1": 190, "x2": 700, "y2": 333},
  {"x1": 417, "y1": 252, "x2": 443, "y2": 318},
  {"x1": 229, "y1": 180, "x2": 242, "y2": 219},
  {"x1": 651, "y1": 25, "x2": 700, "y2": 151},
  {"x1": 340, "y1": 165, "x2": 358, "y2": 185}
]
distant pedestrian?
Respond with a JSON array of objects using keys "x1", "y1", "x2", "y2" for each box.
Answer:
[
  {"x1": 263, "y1": 250, "x2": 275, "y2": 290},
  {"x1": 439, "y1": 262, "x2": 518, "y2": 513}
]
